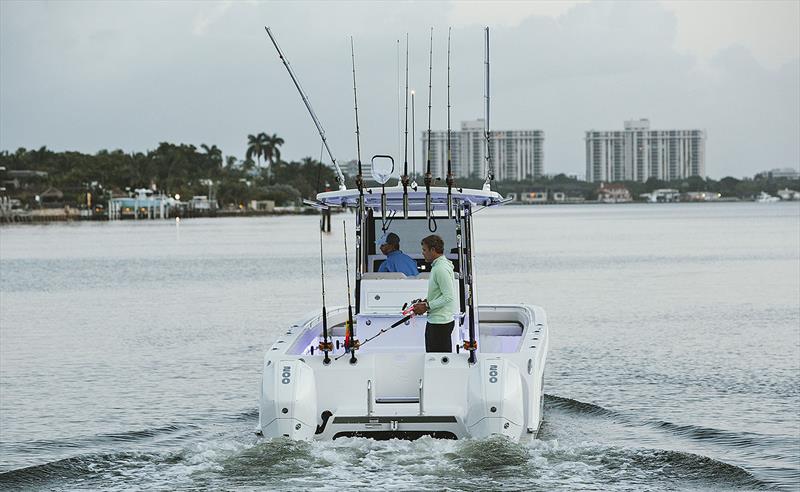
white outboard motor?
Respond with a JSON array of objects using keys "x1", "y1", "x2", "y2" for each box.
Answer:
[
  {"x1": 466, "y1": 358, "x2": 524, "y2": 440},
  {"x1": 258, "y1": 359, "x2": 317, "y2": 440}
]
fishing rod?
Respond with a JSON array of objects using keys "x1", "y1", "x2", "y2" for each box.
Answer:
[
  {"x1": 411, "y1": 89, "x2": 417, "y2": 189},
  {"x1": 318, "y1": 222, "x2": 332, "y2": 364},
  {"x1": 401, "y1": 33, "x2": 411, "y2": 219},
  {"x1": 397, "y1": 39, "x2": 401, "y2": 166},
  {"x1": 343, "y1": 221, "x2": 358, "y2": 364},
  {"x1": 350, "y1": 36, "x2": 365, "y2": 318},
  {"x1": 334, "y1": 299, "x2": 421, "y2": 361},
  {"x1": 446, "y1": 27, "x2": 454, "y2": 219},
  {"x1": 351, "y1": 37, "x2": 364, "y2": 197},
  {"x1": 425, "y1": 27, "x2": 434, "y2": 227},
  {"x1": 482, "y1": 26, "x2": 494, "y2": 191},
  {"x1": 265, "y1": 27, "x2": 346, "y2": 191}
]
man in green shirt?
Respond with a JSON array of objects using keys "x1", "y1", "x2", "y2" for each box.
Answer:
[{"x1": 412, "y1": 234, "x2": 456, "y2": 352}]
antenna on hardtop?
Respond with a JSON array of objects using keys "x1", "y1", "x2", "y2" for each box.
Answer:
[
  {"x1": 265, "y1": 27, "x2": 346, "y2": 191},
  {"x1": 482, "y1": 26, "x2": 494, "y2": 191},
  {"x1": 401, "y1": 33, "x2": 411, "y2": 219}
]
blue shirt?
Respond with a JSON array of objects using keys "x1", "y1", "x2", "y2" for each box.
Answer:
[{"x1": 379, "y1": 250, "x2": 419, "y2": 276}]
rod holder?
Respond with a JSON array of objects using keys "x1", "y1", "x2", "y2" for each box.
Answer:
[
  {"x1": 418, "y1": 378, "x2": 424, "y2": 415},
  {"x1": 367, "y1": 379, "x2": 374, "y2": 416},
  {"x1": 381, "y1": 193, "x2": 387, "y2": 225}
]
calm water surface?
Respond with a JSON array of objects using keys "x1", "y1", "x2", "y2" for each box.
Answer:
[{"x1": 1, "y1": 203, "x2": 798, "y2": 491}]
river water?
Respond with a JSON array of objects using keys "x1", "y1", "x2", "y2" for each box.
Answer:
[{"x1": 1, "y1": 203, "x2": 798, "y2": 491}]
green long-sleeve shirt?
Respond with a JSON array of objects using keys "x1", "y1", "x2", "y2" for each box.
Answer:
[{"x1": 426, "y1": 255, "x2": 456, "y2": 324}]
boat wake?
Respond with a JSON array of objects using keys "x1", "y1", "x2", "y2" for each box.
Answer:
[
  {"x1": 546, "y1": 394, "x2": 793, "y2": 450},
  {"x1": 0, "y1": 401, "x2": 776, "y2": 492}
]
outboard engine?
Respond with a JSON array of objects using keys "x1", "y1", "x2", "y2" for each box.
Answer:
[
  {"x1": 258, "y1": 359, "x2": 317, "y2": 440},
  {"x1": 466, "y1": 358, "x2": 524, "y2": 440}
]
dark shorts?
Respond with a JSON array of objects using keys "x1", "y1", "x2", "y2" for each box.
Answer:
[{"x1": 425, "y1": 321, "x2": 455, "y2": 353}]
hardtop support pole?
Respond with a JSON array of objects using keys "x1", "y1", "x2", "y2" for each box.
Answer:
[
  {"x1": 455, "y1": 203, "x2": 466, "y2": 327},
  {"x1": 464, "y1": 204, "x2": 478, "y2": 364}
]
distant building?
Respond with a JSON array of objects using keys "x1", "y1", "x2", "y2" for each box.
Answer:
[
  {"x1": 39, "y1": 187, "x2": 64, "y2": 207},
  {"x1": 759, "y1": 168, "x2": 800, "y2": 180},
  {"x1": 189, "y1": 196, "x2": 217, "y2": 211},
  {"x1": 108, "y1": 188, "x2": 172, "y2": 220},
  {"x1": 1, "y1": 169, "x2": 48, "y2": 190},
  {"x1": 520, "y1": 191, "x2": 548, "y2": 204},
  {"x1": 640, "y1": 188, "x2": 681, "y2": 203},
  {"x1": 585, "y1": 119, "x2": 706, "y2": 183},
  {"x1": 341, "y1": 159, "x2": 373, "y2": 181},
  {"x1": 683, "y1": 191, "x2": 720, "y2": 202},
  {"x1": 422, "y1": 119, "x2": 545, "y2": 181},
  {"x1": 596, "y1": 182, "x2": 631, "y2": 203},
  {"x1": 250, "y1": 200, "x2": 276, "y2": 211}
]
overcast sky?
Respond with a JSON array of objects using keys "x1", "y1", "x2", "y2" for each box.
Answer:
[{"x1": 1, "y1": 0, "x2": 798, "y2": 179}]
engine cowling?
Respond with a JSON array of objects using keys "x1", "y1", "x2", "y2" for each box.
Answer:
[
  {"x1": 258, "y1": 359, "x2": 317, "y2": 440},
  {"x1": 465, "y1": 358, "x2": 524, "y2": 440}
]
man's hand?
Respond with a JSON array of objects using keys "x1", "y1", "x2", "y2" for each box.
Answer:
[{"x1": 412, "y1": 302, "x2": 428, "y2": 315}]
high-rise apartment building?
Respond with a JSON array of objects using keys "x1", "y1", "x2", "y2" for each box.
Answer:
[
  {"x1": 422, "y1": 119, "x2": 544, "y2": 181},
  {"x1": 585, "y1": 119, "x2": 705, "y2": 182}
]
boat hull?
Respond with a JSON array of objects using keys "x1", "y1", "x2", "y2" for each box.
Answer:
[{"x1": 257, "y1": 304, "x2": 548, "y2": 442}]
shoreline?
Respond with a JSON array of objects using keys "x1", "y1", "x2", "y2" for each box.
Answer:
[
  {"x1": 2, "y1": 200, "x2": 797, "y2": 226},
  {"x1": 0, "y1": 207, "x2": 332, "y2": 225}
]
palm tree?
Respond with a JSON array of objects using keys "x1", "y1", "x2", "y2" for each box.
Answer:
[
  {"x1": 263, "y1": 133, "x2": 285, "y2": 167},
  {"x1": 246, "y1": 133, "x2": 269, "y2": 169},
  {"x1": 201, "y1": 144, "x2": 223, "y2": 166}
]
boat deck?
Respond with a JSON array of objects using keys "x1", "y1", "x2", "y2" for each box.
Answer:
[{"x1": 278, "y1": 305, "x2": 536, "y2": 357}]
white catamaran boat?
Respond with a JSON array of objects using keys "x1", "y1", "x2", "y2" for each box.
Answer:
[{"x1": 257, "y1": 27, "x2": 549, "y2": 441}]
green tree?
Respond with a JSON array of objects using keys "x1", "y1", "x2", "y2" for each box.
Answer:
[
  {"x1": 264, "y1": 133, "x2": 284, "y2": 167},
  {"x1": 201, "y1": 144, "x2": 223, "y2": 167},
  {"x1": 246, "y1": 133, "x2": 269, "y2": 169}
]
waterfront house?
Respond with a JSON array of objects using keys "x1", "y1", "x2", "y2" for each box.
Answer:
[
  {"x1": 597, "y1": 183, "x2": 632, "y2": 203},
  {"x1": 108, "y1": 188, "x2": 173, "y2": 220},
  {"x1": 640, "y1": 189, "x2": 680, "y2": 203}
]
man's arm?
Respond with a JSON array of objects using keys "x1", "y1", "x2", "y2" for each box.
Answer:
[{"x1": 378, "y1": 258, "x2": 390, "y2": 272}]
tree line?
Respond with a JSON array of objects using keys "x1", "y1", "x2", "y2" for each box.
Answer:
[
  {"x1": 0, "y1": 132, "x2": 339, "y2": 208},
  {"x1": 1, "y1": 132, "x2": 797, "y2": 209},
  {"x1": 482, "y1": 173, "x2": 800, "y2": 200}
]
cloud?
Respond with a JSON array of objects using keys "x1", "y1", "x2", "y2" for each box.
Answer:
[
  {"x1": 0, "y1": 0, "x2": 797, "y2": 178},
  {"x1": 193, "y1": 1, "x2": 234, "y2": 36}
]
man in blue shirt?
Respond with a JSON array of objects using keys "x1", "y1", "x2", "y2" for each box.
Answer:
[{"x1": 378, "y1": 233, "x2": 419, "y2": 276}]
